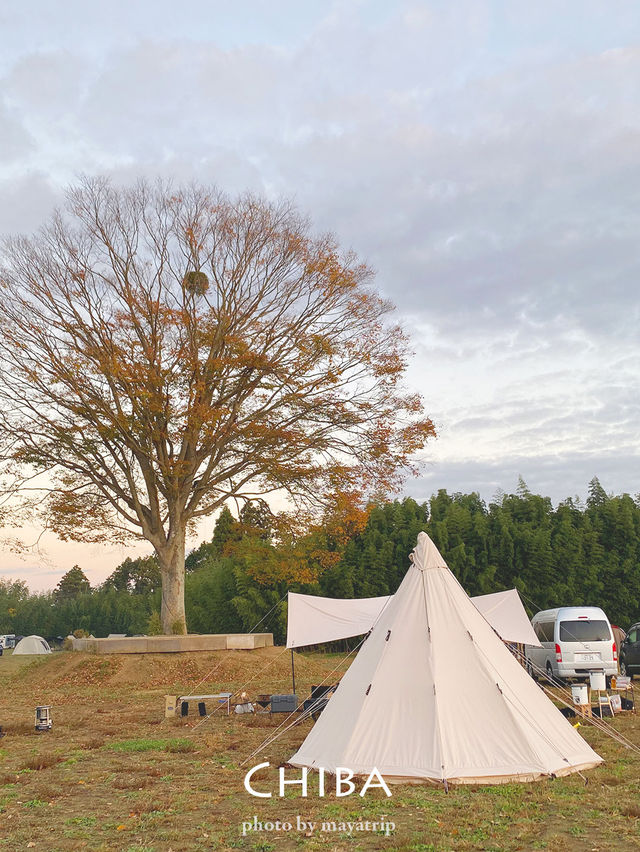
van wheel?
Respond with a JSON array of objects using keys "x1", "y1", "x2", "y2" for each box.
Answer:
[{"x1": 545, "y1": 661, "x2": 555, "y2": 684}]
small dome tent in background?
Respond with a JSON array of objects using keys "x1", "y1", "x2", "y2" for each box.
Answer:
[{"x1": 13, "y1": 635, "x2": 52, "y2": 655}]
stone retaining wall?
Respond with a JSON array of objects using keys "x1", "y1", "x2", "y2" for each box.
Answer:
[{"x1": 71, "y1": 633, "x2": 274, "y2": 654}]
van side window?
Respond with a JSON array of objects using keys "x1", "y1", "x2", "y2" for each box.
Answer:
[
  {"x1": 534, "y1": 621, "x2": 554, "y2": 642},
  {"x1": 629, "y1": 628, "x2": 638, "y2": 644}
]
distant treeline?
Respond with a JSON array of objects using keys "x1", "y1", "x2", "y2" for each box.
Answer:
[{"x1": 1, "y1": 477, "x2": 639, "y2": 642}]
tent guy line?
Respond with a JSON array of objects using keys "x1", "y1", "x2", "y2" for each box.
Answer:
[
  {"x1": 241, "y1": 591, "x2": 640, "y2": 772},
  {"x1": 180, "y1": 590, "x2": 290, "y2": 700},
  {"x1": 238, "y1": 583, "x2": 408, "y2": 764},
  {"x1": 238, "y1": 634, "x2": 372, "y2": 767},
  {"x1": 510, "y1": 644, "x2": 640, "y2": 758},
  {"x1": 189, "y1": 644, "x2": 293, "y2": 734}
]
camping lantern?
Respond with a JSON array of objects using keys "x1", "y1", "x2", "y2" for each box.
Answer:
[{"x1": 35, "y1": 706, "x2": 52, "y2": 732}]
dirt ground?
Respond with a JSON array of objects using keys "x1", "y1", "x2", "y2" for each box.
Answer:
[{"x1": 1, "y1": 648, "x2": 639, "y2": 851}]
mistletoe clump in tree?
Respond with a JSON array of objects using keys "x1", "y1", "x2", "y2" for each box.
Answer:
[{"x1": 0, "y1": 177, "x2": 434, "y2": 633}]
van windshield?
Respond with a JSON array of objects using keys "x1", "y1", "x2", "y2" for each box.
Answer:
[{"x1": 559, "y1": 620, "x2": 611, "y2": 642}]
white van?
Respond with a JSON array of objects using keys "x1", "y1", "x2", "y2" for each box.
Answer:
[
  {"x1": 525, "y1": 607, "x2": 617, "y2": 681},
  {"x1": 0, "y1": 634, "x2": 15, "y2": 656}
]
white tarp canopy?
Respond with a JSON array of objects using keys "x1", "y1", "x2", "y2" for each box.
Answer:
[
  {"x1": 286, "y1": 593, "x2": 392, "y2": 648},
  {"x1": 13, "y1": 635, "x2": 52, "y2": 655},
  {"x1": 287, "y1": 587, "x2": 540, "y2": 648},
  {"x1": 470, "y1": 588, "x2": 539, "y2": 647},
  {"x1": 289, "y1": 532, "x2": 602, "y2": 785}
]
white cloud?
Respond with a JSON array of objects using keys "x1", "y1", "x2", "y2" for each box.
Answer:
[
  {"x1": 0, "y1": 172, "x2": 59, "y2": 233},
  {"x1": 0, "y1": 99, "x2": 34, "y2": 161}
]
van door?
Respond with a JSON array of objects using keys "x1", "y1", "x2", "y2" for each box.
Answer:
[{"x1": 557, "y1": 618, "x2": 612, "y2": 670}]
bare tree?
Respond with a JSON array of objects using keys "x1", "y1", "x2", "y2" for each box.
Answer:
[{"x1": 0, "y1": 178, "x2": 434, "y2": 633}]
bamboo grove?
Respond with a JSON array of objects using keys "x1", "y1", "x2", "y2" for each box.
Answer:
[{"x1": 2, "y1": 477, "x2": 639, "y2": 642}]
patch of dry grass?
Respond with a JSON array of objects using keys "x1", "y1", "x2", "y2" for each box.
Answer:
[
  {"x1": 30, "y1": 781, "x2": 67, "y2": 801},
  {"x1": 164, "y1": 739, "x2": 197, "y2": 753},
  {"x1": 111, "y1": 774, "x2": 154, "y2": 790},
  {"x1": 4, "y1": 721, "x2": 39, "y2": 736},
  {"x1": 242, "y1": 713, "x2": 283, "y2": 728},
  {"x1": 21, "y1": 752, "x2": 64, "y2": 771},
  {"x1": 76, "y1": 737, "x2": 105, "y2": 750}
]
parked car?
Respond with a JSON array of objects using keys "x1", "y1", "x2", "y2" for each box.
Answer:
[
  {"x1": 525, "y1": 606, "x2": 618, "y2": 681},
  {"x1": 619, "y1": 623, "x2": 640, "y2": 679},
  {"x1": 0, "y1": 634, "x2": 16, "y2": 657}
]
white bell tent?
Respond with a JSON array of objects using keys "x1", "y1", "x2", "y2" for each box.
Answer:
[
  {"x1": 289, "y1": 532, "x2": 602, "y2": 785},
  {"x1": 13, "y1": 635, "x2": 52, "y2": 655}
]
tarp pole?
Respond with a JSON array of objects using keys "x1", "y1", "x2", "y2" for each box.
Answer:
[{"x1": 291, "y1": 649, "x2": 296, "y2": 695}]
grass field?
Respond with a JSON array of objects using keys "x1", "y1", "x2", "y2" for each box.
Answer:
[{"x1": 1, "y1": 647, "x2": 639, "y2": 851}]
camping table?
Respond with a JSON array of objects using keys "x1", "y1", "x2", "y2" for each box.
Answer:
[{"x1": 610, "y1": 682, "x2": 635, "y2": 713}]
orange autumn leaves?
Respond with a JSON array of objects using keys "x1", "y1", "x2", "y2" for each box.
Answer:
[{"x1": 223, "y1": 493, "x2": 371, "y2": 586}]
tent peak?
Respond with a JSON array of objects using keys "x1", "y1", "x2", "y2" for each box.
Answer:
[{"x1": 412, "y1": 532, "x2": 448, "y2": 571}]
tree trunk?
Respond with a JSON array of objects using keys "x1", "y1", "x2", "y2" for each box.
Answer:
[{"x1": 157, "y1": 527, "x2": 187, "y2": 635}]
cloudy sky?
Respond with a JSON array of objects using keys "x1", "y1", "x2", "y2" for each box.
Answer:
[{"x1": 1, "y1": 1, "x2": 639, "y2": 588}]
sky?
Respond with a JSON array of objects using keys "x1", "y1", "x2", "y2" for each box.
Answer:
[{"x1": 1, "y1": 1, "x2": 639, "y2": 589}]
